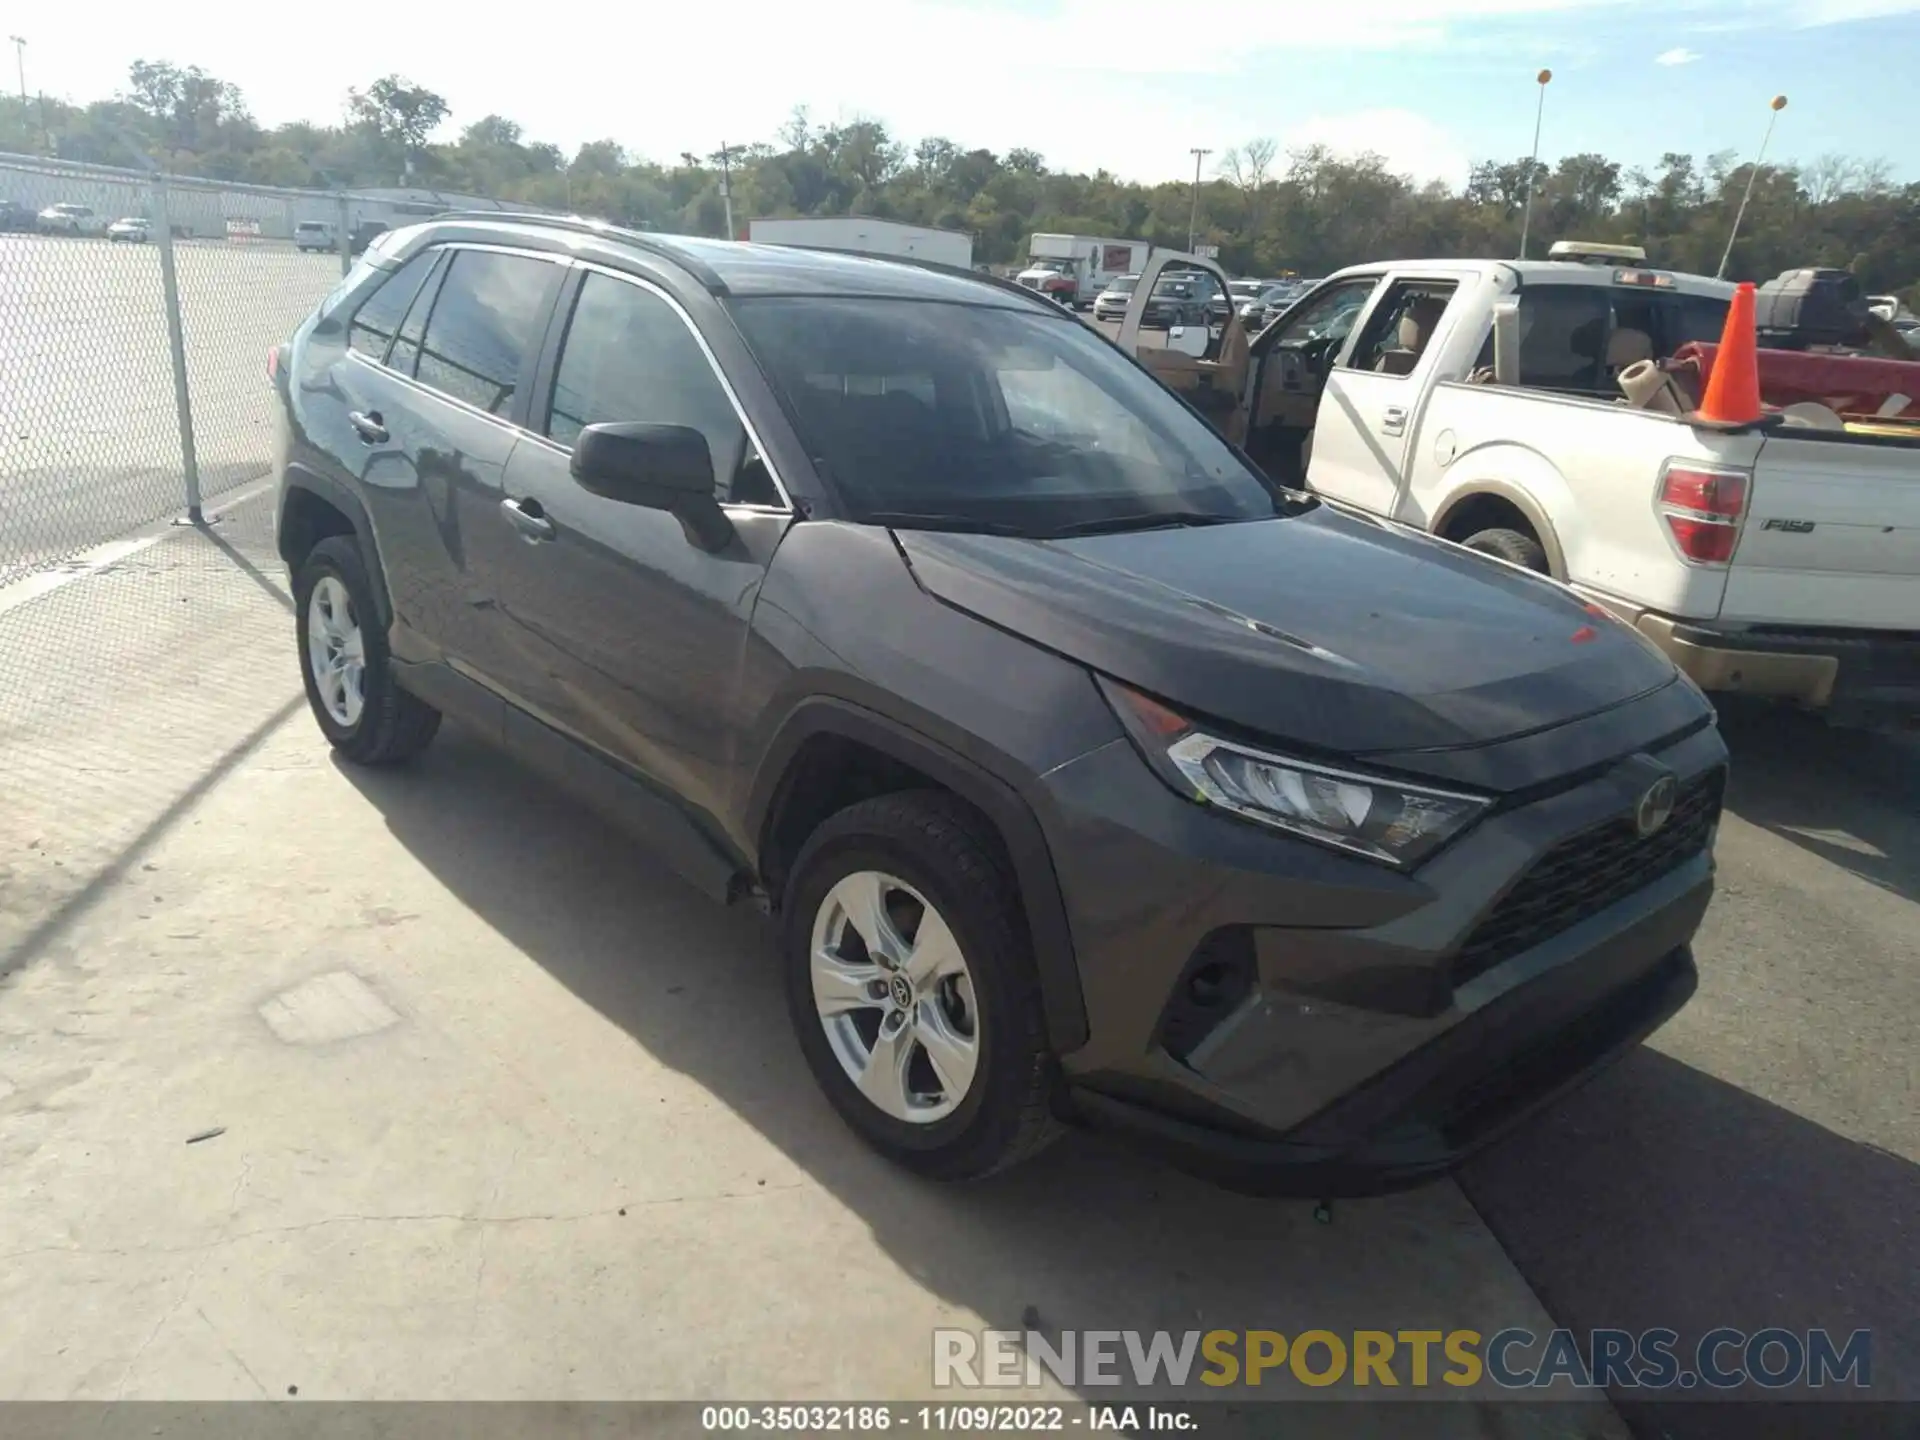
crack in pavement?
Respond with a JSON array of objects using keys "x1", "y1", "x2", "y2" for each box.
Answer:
[{"x1": 4, "y1": 1181, "x2": 808, "y2": 1265}]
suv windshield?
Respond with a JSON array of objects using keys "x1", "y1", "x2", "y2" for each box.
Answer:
[
  {"x1": 729, "y1": 297, "x2": 1286, "y2": 535},
  {"x1": 1105, "y1": 277, "x2": 1139, "y2": 294}
]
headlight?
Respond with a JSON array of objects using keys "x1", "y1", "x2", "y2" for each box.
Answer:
[{"x1": 1099, "y1": 677, "x2": 1490, "y2": 868}]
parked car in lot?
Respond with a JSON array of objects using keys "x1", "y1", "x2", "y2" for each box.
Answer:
[
  {"x1": 271, "y1": 213, "x2": 1723, "y2": 1194},
  {"x1": 1092, "y1": 274, "x2": 1140, "y2": 324},
  {"x1": 1141, "y1": 270, "x2": 1219, "y2": 329},
  {"x1": 348, "y1": 220, "x2": 390, "y2": 255},
  {"x1": 1241, "y1": 282, "x2": 1298, "y2": 325},
  {"x1": 295, "y1": 220, "x2": 337, "y2": 253},
  {"x1": 37, "y1": 203, "x2": 103, "y2": 236},
  {"x1": 0, "y1": 198, "x2": 36, "y2": 232},
  {"x1": 1213, "y1": 278, "x2": 1283, "y2": 326},
  {"x1": 1253, "y1": 280, "x2": 1314, "y2": 328},
  {"x1": 106, "y1": 216, "x2": 152, "y2": 243}
]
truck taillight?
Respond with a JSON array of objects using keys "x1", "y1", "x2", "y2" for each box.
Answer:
[{"x1": 1657, "y1": 462, "x2": 1749, "y2": 565}]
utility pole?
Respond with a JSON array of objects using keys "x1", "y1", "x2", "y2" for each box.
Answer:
[
  {"x1": 7, "y1": 36, "x2": 24, "y2": 103},
  {"x1": 1187, "y1": 147, "x2": 1211, "y2": 253},
  {"x1": 1517, "y1": 68, "x2": 1551, "y2": 259},
  {"x1": 718, "y1": 142, "x2": 736, "y2": 240},
  {"x1": 1718, "y1": 95, "x2": 1788, "y2": 280}
]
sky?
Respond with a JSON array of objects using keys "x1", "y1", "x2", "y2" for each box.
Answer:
[{"x1": 5, "y1": 0, "x2": 1919, "y2": 188}]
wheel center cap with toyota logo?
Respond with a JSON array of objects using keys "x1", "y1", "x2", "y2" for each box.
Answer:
[
  {"x1": 889, "y1": 974, "x2": 915, "y2": 1010},
  {"x1": 1635, "y1": 774, "x2": 1678, "y2": 838}
]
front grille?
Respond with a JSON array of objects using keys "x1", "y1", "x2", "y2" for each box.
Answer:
[{"x1": 1451, "y1": 769, "x2": 1724, "y2": 987}]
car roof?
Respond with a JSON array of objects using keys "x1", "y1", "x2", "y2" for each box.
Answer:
[
  {"x1": 416, "y1": 212, "x2": 1056, "y2": 311},
  {"x1": 1324, "y1": 256, "x2": 1734, "y2": 298}
]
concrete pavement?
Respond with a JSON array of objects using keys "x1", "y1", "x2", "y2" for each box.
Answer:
[{"x1": 0, "y1": 497, "x2": 1619, "y2": 1435}]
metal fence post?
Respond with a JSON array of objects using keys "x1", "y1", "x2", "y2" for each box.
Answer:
[
  {"x1": 338, "y1": 192, "x2": 352, "y2": 276},
  {"x1": 151, "y1": 173, "x2": 204, "y2": 524}
]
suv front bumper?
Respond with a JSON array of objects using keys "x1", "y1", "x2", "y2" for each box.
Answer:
[{"x1": 1035, "y1": 714, "x2": 1724, "y2": 1195}]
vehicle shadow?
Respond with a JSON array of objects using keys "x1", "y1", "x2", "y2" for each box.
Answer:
[
  {"x1": 336, "y1": 726, "x2": 1604, "y2": 1436},
  {"x1": 1459, "y1": 1045, "x2": 1919, "y2": 1434},
  {"x1": 1715, "y1": 701, "x2": 1920, "y2": 906}
]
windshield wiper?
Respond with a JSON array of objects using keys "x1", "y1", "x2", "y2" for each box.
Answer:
[
  {"x1": 1043, "y1": 511, "x2": 1253, "y2": 538},
  {"x1": 861, "y1": 511, "x2": 1033, "y2": 537}
]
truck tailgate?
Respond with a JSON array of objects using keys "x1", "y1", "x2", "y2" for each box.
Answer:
[{"x1": 1723, "y1": 434, "x2": 1920, "y2": 628}]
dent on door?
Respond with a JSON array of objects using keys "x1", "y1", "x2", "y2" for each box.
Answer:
[{"x1": 1113, "y1": 250, "x2": 1251, "y2": 446}]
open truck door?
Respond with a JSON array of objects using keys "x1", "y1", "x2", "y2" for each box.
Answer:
[{"x1": 1115, "y1": 250, "x2": 1252, "y2": 447}]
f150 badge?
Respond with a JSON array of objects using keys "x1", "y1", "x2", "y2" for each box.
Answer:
[{"x1": 1761, "y1": 518, "x2": 1817, "y2": 533}]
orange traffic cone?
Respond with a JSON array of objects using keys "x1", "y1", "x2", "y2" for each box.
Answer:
[{"x1": 1697, "y1": 281, "x2": 1763, "y2": 427}]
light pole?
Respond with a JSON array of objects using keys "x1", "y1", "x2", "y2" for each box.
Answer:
[
  {"x1": 1517, "y1": 68, "x2": 1551, "y2": 259},
  {"x1": 1717, "y1": 94, "x2": 1788, "y2": 280},
  {"x1": 7, "y1": 36, "x2": 23, "y2": 103},
  {"x1": 1187, "y1": 147, "x2": 1211, "y2": 253},
  {"x1": 718, "y1": 141, "x2": 736, "y2": 240}
]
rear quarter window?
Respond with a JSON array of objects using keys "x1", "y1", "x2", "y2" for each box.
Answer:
[{"x1": 346, "y1": 251, "x2": 439, "y2": 360}]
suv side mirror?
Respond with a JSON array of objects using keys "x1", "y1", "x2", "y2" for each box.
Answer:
[{"x1": 571, "y1": 422, "x2": 734, "y2": 551}]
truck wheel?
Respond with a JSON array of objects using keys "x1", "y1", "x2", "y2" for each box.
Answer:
[
  {"x1": 782, "y1": 792, "x2": 1061, "y2": 1181},
  {"x1": 294, "y1": 535, "x2": 441, "y2": 765},
  {"x1": 1463, "y1": 527, "x2": 1550, "y2": 574}
]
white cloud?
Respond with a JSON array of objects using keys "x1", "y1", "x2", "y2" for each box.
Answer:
[{"x1": 1655, "y1": 46, "x2": 1704, "y2": 63}]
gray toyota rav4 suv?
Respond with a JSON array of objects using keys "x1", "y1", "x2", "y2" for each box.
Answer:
[{"x1": 270, "y1": 214, "x2": 1725, "y2": 1194}]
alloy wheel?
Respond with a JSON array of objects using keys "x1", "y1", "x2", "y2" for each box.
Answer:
[
  {"x1": 305, "y1": 574, "x2": 366, "y2": 728},
  {"x1": 809, "y1": 870, "x2": 981, "y2": 1124}
]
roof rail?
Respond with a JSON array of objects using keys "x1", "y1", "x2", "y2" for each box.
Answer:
[
  {"x1": 420, "y1": 210, "x2": 728, "y2": 291},
  {"x1": 802, "y1": 248, "x2": 1062, "y2": 312}
]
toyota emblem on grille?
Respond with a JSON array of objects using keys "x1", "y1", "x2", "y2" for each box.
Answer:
[{"x1": 1635, "y1": 775, "x2": 1678, "y2": 838}]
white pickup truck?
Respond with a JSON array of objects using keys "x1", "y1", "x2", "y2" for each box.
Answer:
[{"x1": 1115, "y1": 250, "x2": 1920, "y2": 730}]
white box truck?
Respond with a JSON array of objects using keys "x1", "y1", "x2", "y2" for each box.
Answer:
[
  {"x1": 1016, "y1": 234, "x2": 1151, "y2": 309},
  {"x1": 746, "y1": 216, "x2": 973, "y2": 270}
]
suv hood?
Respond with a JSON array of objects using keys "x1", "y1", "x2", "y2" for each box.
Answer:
[{"x1": 896, "y1": 504, "x2": 1679, "y2": 756}]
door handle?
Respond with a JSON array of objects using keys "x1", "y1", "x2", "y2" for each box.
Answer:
[
  {"x1": 1380, "y1": 406, "x2": 1408, "y2": 436},
  {"x1": 348, "y1": 410, "x2": 388, "y2": 444},
  {"x1": 500, "y1": 496, "x2": 555, "y2": 542}
]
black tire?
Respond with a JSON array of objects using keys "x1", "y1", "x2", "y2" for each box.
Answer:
[
  {"x1": 1461, "y1": 526, "x2": 1551, "y2": 574},
  {"x1": 293, "y1": 535, "x2": 441, "y2": 765},
  {"x1": 782, "y1": 791, "x2": 1061, "y2": 1181}
]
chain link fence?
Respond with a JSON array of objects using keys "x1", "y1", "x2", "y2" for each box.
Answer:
[
  {"x1": 0, "y1": 154, "x2": 549, "y2": 968},
  {"x1": 0, "y1": 156, "x2": 359, "y2": 589},
  {"x1": 0, "y1": 152, "x2": 552, "y2": 589}
]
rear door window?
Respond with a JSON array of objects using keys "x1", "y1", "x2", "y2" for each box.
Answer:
[{"x1": 414, "y1": 249, "x2": 555, "y2": 417}]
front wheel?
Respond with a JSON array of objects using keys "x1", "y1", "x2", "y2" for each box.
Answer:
[{"x1": 782, "y1": 793, "x2": 1061, "y2": 1181}]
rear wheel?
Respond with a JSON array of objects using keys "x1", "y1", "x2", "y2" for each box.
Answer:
[
  {"x1": 1462, "y1": 527, "x2": 1551, "y2": 574},
  {"x1": 783, "y1": 792, "x2": 1060, "y2": 1181},
  {"x1": 294, "y1": 535, "x2": 440, "y2": 765}
]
